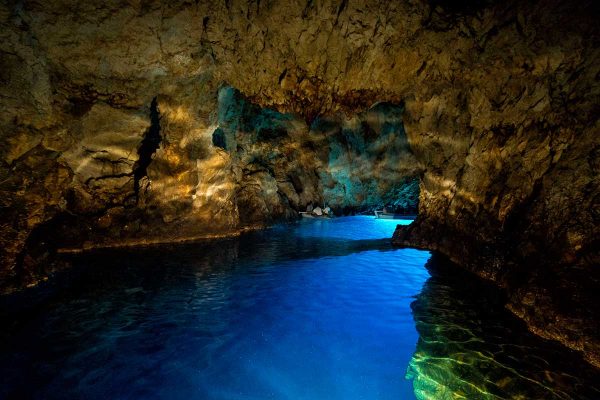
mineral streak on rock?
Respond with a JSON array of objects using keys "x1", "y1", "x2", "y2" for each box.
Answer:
[{"x1": 0, "y1": 0, "x2": 598, "y2": 367}]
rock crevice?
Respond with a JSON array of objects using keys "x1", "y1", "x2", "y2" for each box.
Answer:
[{"x1": 133, "y1": 96, "x2": 162, "y2": 201}]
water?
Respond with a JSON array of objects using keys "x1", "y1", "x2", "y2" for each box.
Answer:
[{"x1": 0, "y1": 217, "x2": 598, "y2": 399}]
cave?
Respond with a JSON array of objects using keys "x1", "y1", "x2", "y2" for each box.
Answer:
[{"x1": 0, "y1": 0, "x2": 598, "y2": 398}]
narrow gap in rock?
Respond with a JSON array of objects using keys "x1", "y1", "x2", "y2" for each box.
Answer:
[{"x1": 132, "y1": 97, "x2": 161, "y2": 202}]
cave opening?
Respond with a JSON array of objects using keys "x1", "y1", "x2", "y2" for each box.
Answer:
[{"x1": 211, "y1": 85, "x2": 421, "y2": 222}]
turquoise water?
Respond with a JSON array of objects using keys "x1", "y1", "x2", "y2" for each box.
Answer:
[{"x1": 1, "y1": 217, "x2": 598, "y2": 399}]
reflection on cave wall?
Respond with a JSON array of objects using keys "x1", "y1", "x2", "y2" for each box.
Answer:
[{"x1": 406, "y1": 255, "x2": 600, "y2": 400}]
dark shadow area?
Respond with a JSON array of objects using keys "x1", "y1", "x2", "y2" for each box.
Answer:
[
  {"x1": 133, "y1": 97, "x2": 161, "y2": 200},
  {"x1": 211, "y1": 127, "x2": 227, "y2": 150}
]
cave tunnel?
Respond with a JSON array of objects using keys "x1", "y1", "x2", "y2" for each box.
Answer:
[{"x1": 0, "y1": 0, "x2": 598, "y2": 399}]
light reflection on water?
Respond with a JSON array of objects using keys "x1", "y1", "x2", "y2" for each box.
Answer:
[
  {"x1": 0, "y1": 216, "x2": 598, "y2": 399},
  {"x1": 0, "y1": 217, "x2": 427, "y2": 399},
  {"x1": 407, "y1": 255, "x2": 600, "y2": 400}
]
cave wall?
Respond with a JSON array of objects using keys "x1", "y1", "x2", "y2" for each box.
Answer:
[{"x1": 0, "y1": 0, "x2": 598, "y2": 364}]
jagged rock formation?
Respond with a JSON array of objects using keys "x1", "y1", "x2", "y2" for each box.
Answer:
[{"x1": 0, "y1": 0, "x2": 598, "y2": 366}]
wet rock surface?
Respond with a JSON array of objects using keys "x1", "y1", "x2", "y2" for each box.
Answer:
[{"x1": 0, "y1": 0, "x2": 598, "y2": 367}]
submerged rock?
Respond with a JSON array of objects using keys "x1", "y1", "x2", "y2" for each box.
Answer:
[{"x1": 406, "y1": 255, "x2": 600, "y2": 399}]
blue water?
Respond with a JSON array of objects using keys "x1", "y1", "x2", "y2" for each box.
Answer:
[
  {"x1": 1, "y1": 217, "x2": 429, "y2": 399},
  {"x1": 2, "y1": 216, "x2": 599, "y2": 399}
]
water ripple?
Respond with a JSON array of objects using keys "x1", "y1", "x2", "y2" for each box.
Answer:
[{"x1": 0, "y1": 217, "x2": 597, "y2": 399}]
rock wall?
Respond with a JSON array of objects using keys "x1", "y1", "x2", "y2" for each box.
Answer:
[{"x1": 0, "y1": 0, "x2": 598, "y2": 364}]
